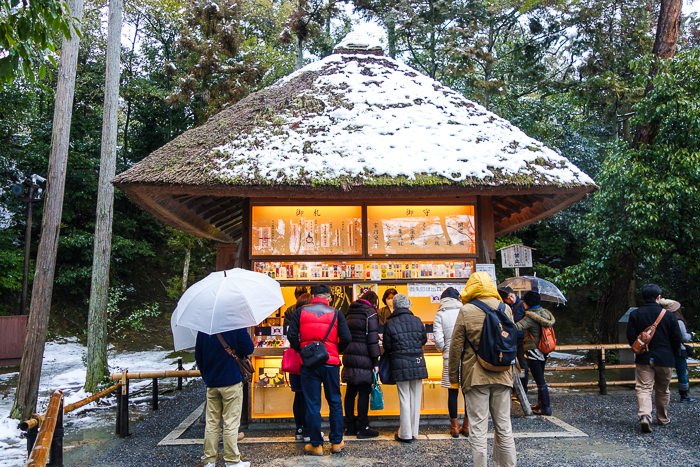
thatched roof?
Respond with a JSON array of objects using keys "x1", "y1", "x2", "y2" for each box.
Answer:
[{"x1": 113, "y1": 30, "x2": 596, "y2": 243}]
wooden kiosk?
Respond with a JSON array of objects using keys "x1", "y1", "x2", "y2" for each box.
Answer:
[{"x1": 113, "y1": 31, "x2": 595, "y2": 422}]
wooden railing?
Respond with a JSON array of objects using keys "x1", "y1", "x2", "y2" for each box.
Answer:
[
  {"x1": 24, "y1": 390, "x2": 63, "y2": 467},
  {"x1": 534, "y1": 343, "x2": 700, "y2": 394},
  {"x1": 19, "y1": 358, "x2": 188, "y2": 464},
  {"x1": 18, "y1": 344, "x2": 699, "y2": 463}
]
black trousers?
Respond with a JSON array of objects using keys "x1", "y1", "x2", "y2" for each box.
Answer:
[
  {"x1": 344, "y1": 382, "x2": 372, "y2": 428},
  {"x1": 448, "y1": 387, "x2": 459, "y2": 418}
]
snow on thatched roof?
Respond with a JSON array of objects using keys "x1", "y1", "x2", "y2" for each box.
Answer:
[{"x1": 114, "y1": 31, "x2": 594, "y2": 191}]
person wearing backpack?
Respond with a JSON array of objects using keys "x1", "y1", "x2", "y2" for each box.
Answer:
[
  {"x1": 383, "y1": 293, "x2": 428, "y2": 443},
  {"x1": 626, "y1": 284, "x2": 682, "y2": 433},
  {"x1": 449, "y1": 271, "x2": 517, "y2": 467},
  {"x1": 514, "y1": 291, "x2": 556, "y2": 416},
  {"x1": 341, "y1": 291, "x2": 381, "y2": 438}
]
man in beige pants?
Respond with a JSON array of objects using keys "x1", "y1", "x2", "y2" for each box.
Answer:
[
  {"x1": 195, "y1": 328, "x2": 254, "y2": 467},
  {"x1": 626, "y1": 284, "x2": 682, "y2": 432},
  {"x1": 449, "y1": 272, "x2": 517, "y2": 467}
]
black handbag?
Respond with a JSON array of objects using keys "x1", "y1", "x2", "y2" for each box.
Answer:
[
  {"x1": 377, "y1": 353, "x2": 395, "y2": 385},
  {"x1": 299, "y1": 311, "x2": 337, "y2": 369}
]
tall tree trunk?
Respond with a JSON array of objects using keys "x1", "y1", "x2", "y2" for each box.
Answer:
[
  {"x1": 122, "y1": 14, "x2": 140, "y2": 164},
  {"x1": 295, "y1": 34, "x2": 304, "y2": 70},
  {"x1": 10, "y1": 0, "x2": 85, "y2": 420},
  {"x1": 386, "y1": 19, "x2": 396, "y2": 59},
  {"x1": 85, "y1": 0, "x2": 123, "y2": 394},
  {"x1": 633, "y1": 0, "x2": 681, "y2": 147},
  {"x1": 596, "y1": 0, "x2": 681, "y2": 344},
  {"x1": 181, "y1": 247, "x2": 191, "y2": 293}
]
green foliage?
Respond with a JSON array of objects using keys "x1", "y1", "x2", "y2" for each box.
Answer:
[
  {"x1": 107, "y1": 286, "x2": 161, "y2": 333},
  {"x1": 0, "y1": 0, "x2": 78, "y2": 85},
  {"x1": 563, "y1": 49, "x2": 700, "y2": 303}
]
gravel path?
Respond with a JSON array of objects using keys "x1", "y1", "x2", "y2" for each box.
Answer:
[{"x1": 65, "y1": 380, "x2": 700, "y2": 467}]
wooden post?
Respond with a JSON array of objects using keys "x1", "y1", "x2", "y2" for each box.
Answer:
[
  {"x1": 177, "y1": 358, "x2": 183, "y2": 390},
  {"x1": 152, "y1": 378, "x2": 159, "y2": 410},
  {"x1": 598, "y1": 349, "x2": 608, "y2": 395},
  {"x1": 85, "y1": 0, "x2": 123, "y2": 394},
  {"x1": 115, "y1": 388, "x2": 121, "y2": 435},
  {"x1": 477, "y1": 196, "x2": 495, "y2": 264},
  {"x1": 10, "y1": 0, "x2": 85, "y2": 421},
  {"x1": 26, "y1": 425, "x2": 38, "y2": 456},
  {"x1": 47, "y1": 398, "x2": 64, "y2": 466},
  {"x1": 216, "y1": 243, "x2": 239, "y2": 271},
  {"x1": 119, "y1": 371, "x2": 130, "y2": 437},
  {"x1": 513, "y1": 373, "x2": 533, "y2": 417}
]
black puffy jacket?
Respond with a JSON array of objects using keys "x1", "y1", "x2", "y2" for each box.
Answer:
[
  {"x1": 383, "y1": 308, "x2": 428, "y2": 382},
  {"x1": 341, "y1": 300, "x2": 381, "y2": 385}
]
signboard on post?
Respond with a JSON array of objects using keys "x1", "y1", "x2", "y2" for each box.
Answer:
[
  {"x1": 499, "y1": 244, "x2": 534, "y2": 269},
  {"x1": 475, "y1": 264, "x2": 497, "y2": 286}
]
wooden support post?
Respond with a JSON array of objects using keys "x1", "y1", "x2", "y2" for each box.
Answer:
[
  {"x1": 47, "y1": 398, "x2": 64, "y2": 466},
  {"x1": 115, "y1": 388, "x2": 121, "y2": 435},
  {"x1": 241, "y1": 381, "x2": 250, "y2": 430},
  {"x1": 119, "y1": 372, "x2": 129, "y2": 437},
  {"x1": 513, "y1": 372, "x2": 533, "y2": 417},
  {"x1": 26, "y1": 425, "x2": 38, "y2": 456},
  {"x1": 152, "y1": 378, "x2": 158, "y2": 411},
  {"x1": 598, "y1": 349, "x2": 608, "y2": 395},
  {"x1": 477, "y1": 196, "x2": 496, "y2": 264},
  {"x1": 177, "y1": 358, "x2": 183, "y2": 390}
]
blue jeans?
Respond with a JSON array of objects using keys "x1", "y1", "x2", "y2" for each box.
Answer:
[
  {"x1": 675, "y1": 355, "x2": 689, "y2": 391},
  {"x1": 300, "y1": 364, "x2": 343, "y2": 446}
]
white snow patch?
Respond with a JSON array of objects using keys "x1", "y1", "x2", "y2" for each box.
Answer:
[
  {"x1": 0, "y1": 338, "x2": 181, "y2": 466},
  {"x1": 548, "y1": 351, "x2": 585, "y2": 360},
  {"x1": 214, "y1": 47, "x2": 594, "y2": 187}
]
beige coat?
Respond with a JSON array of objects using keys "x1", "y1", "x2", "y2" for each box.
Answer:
[{"x1": 448, "y1": 272, "x2": 515, "y2": 393}]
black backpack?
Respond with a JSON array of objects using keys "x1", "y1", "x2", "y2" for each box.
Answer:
[{"x1": 466, "y1": 299, "x2": 517, "y2": 372}]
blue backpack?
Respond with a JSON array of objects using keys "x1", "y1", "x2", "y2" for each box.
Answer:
[{"x1": 466, "y1": 299, "x2": 517, "y2": 372}]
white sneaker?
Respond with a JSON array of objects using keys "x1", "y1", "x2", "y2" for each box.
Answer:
[
  {"x1": 203, "y1": 463, "x2": 216, "y2": 467},
  {"x1": 226, "y1": 462, "x2": 250, "y2": 467}
]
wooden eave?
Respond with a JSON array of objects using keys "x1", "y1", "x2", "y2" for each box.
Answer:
[{"x1": 115, "y1": 181, "x2": 595, "y2": 243}]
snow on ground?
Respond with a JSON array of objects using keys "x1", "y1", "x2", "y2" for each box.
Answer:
[{"x1": 0, "y1": 338, "x2": 180, "y2": 467}]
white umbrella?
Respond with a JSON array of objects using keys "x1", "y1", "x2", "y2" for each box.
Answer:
[{"x1": 171, "y1": 268, "x2": 284, "y2": 351}]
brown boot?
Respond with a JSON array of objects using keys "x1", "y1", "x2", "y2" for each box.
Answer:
[
  {"x1": 459, "y1": 417, "x2": 469, "y2": 437},
  {"x1": 449, "y1": 418, "x2": 459, "y2": 438}
]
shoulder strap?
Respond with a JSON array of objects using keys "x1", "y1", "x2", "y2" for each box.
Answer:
[
  {"x1": 322, "y1": 311, "x2": 338, "y2": 343},
  {"x1": 652, "y1": 309, "x2": 666, "y2": 328},
  {"x1": 470, "y1": 299, "x2": 505, "y2": 314},
  {"x1": 216, "y1": 333, "x2": 234, "y2": 356}
]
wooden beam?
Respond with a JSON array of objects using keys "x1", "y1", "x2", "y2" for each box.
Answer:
[{"x1": 477, "y1": 196, "x2": 495, "y2": 263}]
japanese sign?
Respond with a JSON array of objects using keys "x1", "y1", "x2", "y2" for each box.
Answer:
[
  {"x1": 366, "y1": 205, "x2": 476, "y2": 255},
  {"x1": 251, "y1": 206, "x2": 363, "y2": 256},
  {"x1": 499, "y1": 244, "x2": 534, "y2": 268}
]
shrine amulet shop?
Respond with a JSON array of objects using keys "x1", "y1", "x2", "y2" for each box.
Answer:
[{"x1": 113, "y1": 31, "x2": 596, "y2": 423}]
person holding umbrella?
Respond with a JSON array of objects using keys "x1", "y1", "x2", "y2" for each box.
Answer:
[
  {"x1": 171, "y1": 268, "x2": 286, "y2": 467},
  {"x1": 195, "y1": 328, "x2": 254, "y2": 467},
  {"x1": 515, "y1": 291, "x2": 555, "y2": 416},
  {"x1": 287, "y1": 284, "x2": 352, "y2": 455}
]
